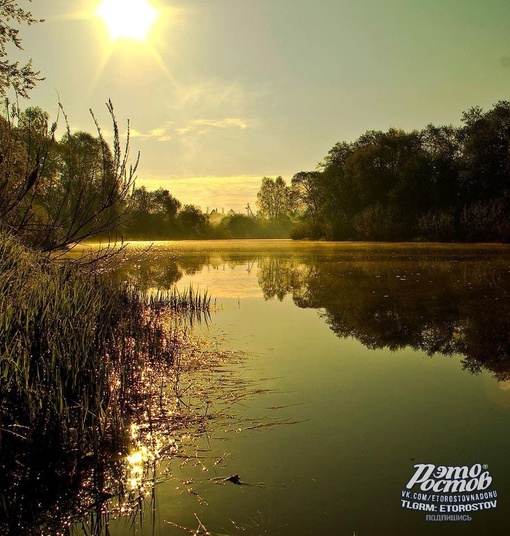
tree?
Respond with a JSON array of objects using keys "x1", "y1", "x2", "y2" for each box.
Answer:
[
  {"x1": 129, "y1": 187, "x2": 180, "y2": 218},
  {"x1": 151, "y1": 188, "x2": 181, "y2": 219},
  {"x1": 316, "y1": 140, "x2": 360, "y2": 238},
  {"x1": 291, "y1": 171, "x2": 323, "y2": 223},
  {"x1": 220, "y1": 213, "x2": 261, "y2": 238},
  {"x1": 344, "y1": 129, "x2": 430, "y2": 211},
  {"x1": 0, "y1": 102, "x2": 138, "y2": 250},
  {"x1": 125, "y1": 187, "x2": 182, "y2": 238},
  {"x1": 176, "y1": 205, "x2": 208, "y2": 238},
  {"x1": 256, "y1": 176, "x2": 293, "y2": 220},
  {"x1": 0, "y1": 0, "x2": 43, "y2": 98},
  {"x1": 459, "y1": 101, "x2": 510, "y2": 203},
  {"x1": 0, "y1": 5, "x2": 139, "y2": 250},
  {"x1": 130, "y1": 186, "x2": 153, "y2": 214},
  {"x1": 420, "y1": 124, "x2": 460, "y2": 210}
]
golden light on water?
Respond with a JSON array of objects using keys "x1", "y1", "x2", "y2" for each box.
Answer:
[
  {"x1": 95, "y1": 0, "x2": 158, "y2": 42},
  {"x1": 126, "y1": 423, "x2": 161, "y2": 491}
]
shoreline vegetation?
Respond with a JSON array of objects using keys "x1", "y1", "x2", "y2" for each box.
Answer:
[
  {"x1": 0, "y1": 229, "x2": 219, "y2": 534},
  {"x1": 5, "y1": 99, "x2": 510, "y2": 244},
  {"x1": 0, "y1": 13, "x2": 222, "y2": 528},
  {"x1": 0, "y1": 66, "x2": 238, "y2": 532},
  {"x1": 121, "y1": 101, "x2": 510, "y2": 243}
]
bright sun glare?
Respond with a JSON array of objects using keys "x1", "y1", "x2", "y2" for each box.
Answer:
[{"x1": 96, "y1": 0, "x2": 158, "y2": 42}]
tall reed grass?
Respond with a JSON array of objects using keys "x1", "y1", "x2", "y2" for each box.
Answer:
[{"x1": 0, "y1": 230, "x2": 211, "y2": 533}]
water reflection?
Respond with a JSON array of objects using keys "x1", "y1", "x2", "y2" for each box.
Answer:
[
  {"x1": 55, "y1": 241, "x2": 510, "y2": 536},
  {"x1": 9, "y1": 241, "x2": 509, "y2": 534},
  {"x1": 122, "y1": 242, "x2": 510, "y2": 380},
  {"x1": 282, "y1": 252, "x2": 510, "y2": 381},
  {"x1": 0, "y1": 327, "x2": 241, "y2": 535}
]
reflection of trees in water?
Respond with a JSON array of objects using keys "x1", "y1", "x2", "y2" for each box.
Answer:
[
  {"x1": 118, "y1": 246, "x2": 510, "y2": 379},
  {"x1": 257, "y1": 256, "x2": 308, "y2": 301},
  {"x1": 120, "y1": 250, "x2": 265, "y2": 290},
  {"x1": 115, "y1": 258, "x2": 183, "y2": 290},
  {"x1": 115, "y1": 252, "x2": 213, "y2": 290},
  {"x1": 257, "y1": 250, "x2": 510, "y2": 380}
]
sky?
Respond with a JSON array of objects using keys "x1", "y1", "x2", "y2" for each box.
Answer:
[{"x1": 11, "y1": 0, "x2": 510, "y2": 212}]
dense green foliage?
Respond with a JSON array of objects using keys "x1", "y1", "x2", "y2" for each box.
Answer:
[
  {"x1": 291, "y1": 101, "x2": 510, "y2": 242},
  {"x1": 126, "y1": 98, "x2": 510, "y2": 244},
  {"x1": 217, "y1": 211, "x2": 293, "y2": 238}
]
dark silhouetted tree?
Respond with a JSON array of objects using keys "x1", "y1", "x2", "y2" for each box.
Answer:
[
  {"x1": 176, "y1": 204, "x2": 208, "y2": 238},
  {"x1": 126, "y1": 186, "x2": 182, "y2": 238},
  {"x1": 0, "y1": 102, "x2": 138, "y2": 250},
  {"x1": 459, "y1": 101, "x2": 510, "y2": 204}
]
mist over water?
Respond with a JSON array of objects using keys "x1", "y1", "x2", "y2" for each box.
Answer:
[{"x1": 99, "y1": 240, "x2": 510, "y2": 535}]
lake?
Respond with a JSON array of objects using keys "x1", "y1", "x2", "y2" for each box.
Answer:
[{"x1": 87, "y1": 240, "x2": 510, "y2": 535}]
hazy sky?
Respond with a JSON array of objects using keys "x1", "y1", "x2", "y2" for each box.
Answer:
[{"x1": 15, "y1": 0, "x2": 510, "y2": 211}]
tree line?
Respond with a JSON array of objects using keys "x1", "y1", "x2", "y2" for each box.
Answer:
[
  {"x1": 0, "y1": 102, "x2": 293, "y2": 244},
  {"x1": 287, "y1": 101, "x2": 510, "y2": 242},
  {"x1": 8, "y1": 99, "x2": 510, "y2": 245},
  {"x1": 123, "y1": 185, "x2": 293, "y2": 239},
  {"x1": 125, "y1": 97, "x2": 510, "y2": 243}
]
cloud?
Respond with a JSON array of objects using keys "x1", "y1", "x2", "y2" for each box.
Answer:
[
  {"x1": 149, "y1": 127, "x2": 167, "y2": 137},
  {"x1": 176, "y1": 117, "x2": 252, "y2": 137},
  {"x1": 129, "y1": 128, "x2": 145, "y2": 138},
  {"x1": 130, "y1": 117, "x2": 253, "y2": 142},
  {"x1": 193, "y1": 118, "x2": 250, "y2": 129},
  {"x1": 129, "y1": 121, "x2": 175, "y2": 141}
]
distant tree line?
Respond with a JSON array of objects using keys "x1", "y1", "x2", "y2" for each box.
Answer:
[
  {"x1": 124, "y1": 186, "x2": 206, "y2": 239},
  {"x1": 289, "y1": 101, "x2": 510, "y2": 242},
  {"x1": 15, "y1": 97, "x2": 506, "y2": 244},
  {"x1": 1, "y1": 105, "x2": 293, "y2": 244},
  {"x1": 122, "y1": 185, "x2": 294, "y2": 239}
]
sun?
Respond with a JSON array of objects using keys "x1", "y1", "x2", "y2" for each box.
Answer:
[{"x1": 96, "y1": 0, "x2": 158, "y2": 42}]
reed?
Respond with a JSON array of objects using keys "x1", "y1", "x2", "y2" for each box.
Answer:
[{"x1": 0, "y1": 230, "x2": 212, "y2": 533}]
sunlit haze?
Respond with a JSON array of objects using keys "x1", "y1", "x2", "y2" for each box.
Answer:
[
  {"x1": 95, "y1": 0, "x2": 158, "y2": 42},
  {"x1": 22, "y1": 0, "x2": 510, "y2": 211}
]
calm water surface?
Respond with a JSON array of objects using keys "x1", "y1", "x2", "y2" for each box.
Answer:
[{"x1": 106, "y1": 240, "x2": 510, "y2": 536}]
